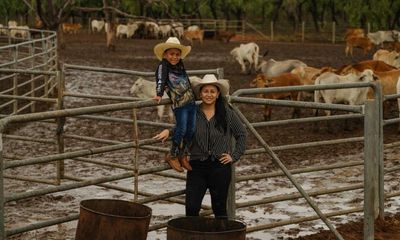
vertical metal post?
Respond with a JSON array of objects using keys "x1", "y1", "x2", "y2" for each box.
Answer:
[
  {"x1": 241, "y1": 20, "x2": 245, "y2": 40},
  {"x1": 132, "y1": 108, "x2": 139, "y2": 202},
  {"x1": 41, "y1": 32, "x2": 49, "y2": 97},
  {"x1": 332, "y1": 21, "x2": 336, "y2": 44},
  {"x1": 0, "y1": 133, "x2": 5, "y2": 240},
  {"x1": 217, "y1": 68, "x2": 224, "y2": 79},
  {"x1": 55, "y1": 70, "x2": 65, "y2": 185},
  {"x1": 227, "y1": 164, "x2": 236, "y2": 219},
  {"x1": 301, "y1": 21, "x2": 305, "y2": 42},
  {"x1": 367, "y1": 22, "x2": 371, "y2": 34},
  {"x1": 12, "y1": 46, "x2": 18, "y2": 114},
  {"x1": 30, "y1": 41, "x2": 36, "y2": 112},
  {"x1": 376, "y1": 83, "x2": 385, "y2": 219},
  {"x1": 363, "y1": 100, "x2": 379, "y2": 240}
]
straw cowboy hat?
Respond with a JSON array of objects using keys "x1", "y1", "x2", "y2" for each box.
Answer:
[
  {"x1": 153, "y1": 37, "x2": 191, "y2": 61},
  {"x1": 191, "y1": 74, "x2": 230, "y2": 100}
]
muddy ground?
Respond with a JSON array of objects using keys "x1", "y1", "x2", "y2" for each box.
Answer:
[
  {"x1": 59, "y1": 33, "x2": 400, "y2": 239},
  {"x1": 5, "y1": 32, "x2": 400, "y2": 239}
]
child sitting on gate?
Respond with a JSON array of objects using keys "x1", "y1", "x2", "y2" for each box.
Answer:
[{"x1": 153, "y1": 37, "x2": 196, "y2": 172}]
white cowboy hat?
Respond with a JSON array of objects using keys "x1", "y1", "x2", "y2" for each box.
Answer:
[
  {"x1": 153, "y1": 37, "x2": 191, "y2": 61},
  {"x1": 191, "y1": 74, "x2": 230, "y2": 100}
]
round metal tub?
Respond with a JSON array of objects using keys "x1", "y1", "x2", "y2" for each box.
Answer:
[
  {"x1": 75, "y1": 199, "x2": 152, "y2": 240},
  {"x1": 167, "y1": 216, "x2": 246, "y2": 240}
]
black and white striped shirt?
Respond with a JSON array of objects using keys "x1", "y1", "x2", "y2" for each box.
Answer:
[{"x1": 189, "y1": 104, "x2": 247, "y2": 162}]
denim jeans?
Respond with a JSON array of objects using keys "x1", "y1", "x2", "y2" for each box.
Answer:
[
  {"x1": 185, "y1": 160, "x2": 232, "y2": 218},
  {"x1": 172, "y1": 102, "x2": 196, "y2": 146}
]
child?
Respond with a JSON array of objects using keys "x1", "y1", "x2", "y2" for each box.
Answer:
[{"x1": 153, "y1": 37, "x2": 196, "y2": 172}]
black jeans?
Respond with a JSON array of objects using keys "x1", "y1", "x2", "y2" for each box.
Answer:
[{"x1": 185, "y1": 160, "x2": 232, "y2": 218}]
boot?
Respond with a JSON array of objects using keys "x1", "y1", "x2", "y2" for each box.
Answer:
[
  {"x1": 165, "y1": 141, "x2": 183, "y2": 172},
  {"x1": 179, "y1": 141, "x2": 192, "y2": 171}
]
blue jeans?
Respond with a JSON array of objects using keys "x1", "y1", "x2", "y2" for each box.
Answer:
[{"x1": 172, "y1": 102, "x2": 196, "y2": 146}]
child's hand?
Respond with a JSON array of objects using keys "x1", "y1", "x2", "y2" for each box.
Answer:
[
  {"x1": 153, "y1": 129, "x2": 170, "y2": 143},
  {"x1": 153, "y1": 96, "x2": 162, "y2": 104}
]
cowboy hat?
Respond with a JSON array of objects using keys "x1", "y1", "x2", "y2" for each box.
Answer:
[
  {"x1": 191, "y1": 74, "x2": 230, "y2": 100},
  {"x1": 154, "y1": 37, "x2": 191, "y2": 61}
]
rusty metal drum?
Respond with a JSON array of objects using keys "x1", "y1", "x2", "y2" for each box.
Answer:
[
  {"x1": 167, "y1": 216, "x2": 246, "y2": 240},
  {"x1": 75, "y1": 199, "x2": 152, "y2": 240}
]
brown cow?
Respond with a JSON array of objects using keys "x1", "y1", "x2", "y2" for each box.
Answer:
[
  {"x1": 345, "y1": 36, "x2": 373, "y2": 56},
  {"x1": 215, "y1": 30, "x2": 236, "y2": 43},
  {"x1": 62, "y1": 23, "x2": 82, "y2": 34},
  {"x1": 250, "y1": 73, "x2": 302, "y2": 120},
  {"x1": 338, "y1": 60, "x2": 397, "y2": 75},
  {"x1": 183, "y1": 29, "x2": 204, "y2": 45},
  {"x1": 344, "y1": 28, "x2": 365, "y2": 40}
]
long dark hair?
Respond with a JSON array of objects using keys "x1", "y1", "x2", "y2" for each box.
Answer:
[{"x1": 215, "y1": 91, "x2": 228, "y2": 133}]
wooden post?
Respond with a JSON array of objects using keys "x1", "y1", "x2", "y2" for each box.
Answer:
[
  {"x1": 227, "y1": 164, "x2": 236, "y2": 219},
  {"x1": 56, "y1": 70, "x2": 65, "y2": 184},
  {"x1": 270, "y1": 21, "x2": 274, "y2": 41},
  {"x1": 132, "y1": 108, "x2": 139, "y2": 202},
  {"x1": 0, "y1": 133, "x2": 5, "y2": 239},
  {"x1": 363, "y1": 99, "x2": 380, "y2": 240},
  {"x1": 301, "y1": 21, "x2": 305, "y2": 42},
  {"x1": 332, "y1": 21, "x2": 336, "y2": 44},
  {"x1": 367, "y1": 22, "x2": 371, "y2": 34}
]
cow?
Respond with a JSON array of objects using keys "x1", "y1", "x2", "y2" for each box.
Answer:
[
  {"x1": 183, "y1": 29, "x2": 204, "y2": 45},
  {"x1": 258, "y1": 58, "x2": 307, "y2": 78},
  {"x1": 158, "y1": 23, "x2": 172, "y2": 38},
  {"x1": 116, "y1": 23, "x2": 138, "y2": 39},
  {"x1": 371, "y1": 69, "x2": 400, "y2": 118},
  {"x1": 338, "y1": 60, "x2": 397, "y2": 75},
  {"x1": 130, "y1": 77, "x2": 173, "y2": 122},
  {"x1": 215, "y1": 30, "x2": 236, "y2": 43},
  {"x1": 91, "y1": 19, "x2": 105, "y2": 33},
  {"x1": 314, "y1": 69, "x2": 377, "y2": 130},
  {"x1": 372, "y1": 49, "x2": 400, "y2": 68},
  {"x1": 291, "y1": 66, "x2": 322, "y2": 101},
  {"x1": 187, "y1": 25, "x2": 200, "y2": 31},
  {"x1": 171, "y1": 22, "x2": 184, "y2": 39},
  {"x1": 230, "y1": 42, "x2": 259, "y2": 74},
  {"x1": 62, "y1": 23, "x2": 82, "y2": 34},
  {"x1": 344, "y1": 28, "x2": 365, "y2": 40},
  {"x1": 10, "y1": 25, "x2": 29, "y2": 38},
  {"x1": 367, "y1": 30, "x2": 397, "y2": 46},
  {"x1": 249, "y1": 73, "x2": 302, "y2": 120},
  {"x1": 345, "y1": 36, "x2": 373, "y2": 56}
]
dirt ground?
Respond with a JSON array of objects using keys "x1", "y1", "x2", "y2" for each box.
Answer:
[
  {"x1": 4, "y1": 33, "x2": 400, "y2": 239},
  {"x1": 56, "y1": 33, "x2": 400, "y2": 239}
]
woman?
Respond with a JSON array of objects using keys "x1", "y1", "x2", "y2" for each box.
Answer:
[{"x1": 153, "y1": 74, "x2": 247, "y2": 218}]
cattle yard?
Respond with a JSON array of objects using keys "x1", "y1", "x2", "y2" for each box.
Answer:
[{"x1": 1, "y1": 30, "x2": 400, "y2": 239}]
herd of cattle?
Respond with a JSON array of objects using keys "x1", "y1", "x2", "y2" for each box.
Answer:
[
  {"x1": 230, "y1": 41, "x2": 400, "y2": 126},
  {"x1": 89, "y1": 19, "x2": 235, "y2": 44}
]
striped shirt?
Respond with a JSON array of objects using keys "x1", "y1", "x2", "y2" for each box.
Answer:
[{"x1": 189, "y1": 104, "x2": 247, "y2": 162}]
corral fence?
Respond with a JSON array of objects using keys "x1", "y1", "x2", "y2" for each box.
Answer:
[
  {"x1": 0, "y1": 27, "x2": 58, "y2": 117},
  {"x1": 0, "y1": 28, "x2": 399, "y2": 240}
]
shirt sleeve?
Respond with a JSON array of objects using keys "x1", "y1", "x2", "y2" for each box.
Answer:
[
  {"x1": 155, "y1": 60, "x2": 168, "y2": 97},
  {"x1": 228, "y1": 108, "x2": 247, "y2": 162}
]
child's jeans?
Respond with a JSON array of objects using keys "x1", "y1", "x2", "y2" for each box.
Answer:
[{"x1": 172, "y1": 102, "x2": 196, "y2": 146}]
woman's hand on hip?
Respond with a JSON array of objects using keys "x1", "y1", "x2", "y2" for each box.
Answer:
[
  {"x1": 219, "y1": 153, "x2": 233, "y2": 164},
  {"x1": 153, "y1": 129, "x2": 170, "y2": 143}
]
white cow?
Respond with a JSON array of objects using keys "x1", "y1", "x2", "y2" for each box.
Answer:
[
  {"x1": 10, "y1": 25, "x2": 29, "y2": 38},
  {"x1": 91, "y1": 19, "x2": 105, "y2": 33},
  {"x1": 230, "y1": 42, "x2": 259, "y2": 74},
  {"x1": 373, "y1": 49, "x2": 400, "y2": 68},
  {"x1": 158, "y1": 24, "x2": 172, "y2": 38},
  {"x1": 130, "y1": 77, "x2": 173, "y2": 122},
  {"x1": 116, "y1": 23, "x2": 138, "y2": 38},
  {"x1": 314, "y1": 69, "x2": 375, "y2": 117},
  {"x1": 367, "y1": 30, "x2": 396, "y2": 46},
  {"x1": 259, "y1": 59, "x2": 307, "y2": 78}
]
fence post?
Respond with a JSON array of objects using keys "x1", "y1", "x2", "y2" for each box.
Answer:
[
  {"x1": 367, "y1": 22, "x2": 371, "y2": 34},
  {"x1": 132, "y1": 108, "x2": 139, "y2": 202},
  {"x1": 301, "y1": 21, "x2": 305, "y2": 42},
  {"x1": 363, "y1": 99, "x2": 380, "y2": 240},
  {"x1": 241, "y1": 20, "x2": 245, "y2": 40},
  {"x1": 332, "y1": 21, "x2": 336, "y2": 44},
  {"x1": 12, "y1": 46, "x2": 18, "y2": 114},
  {"x1": 29, "y1": 40, "x2": 35, "y2": 112},
  {"x1": 217, "y1": 67, "x2": 224, "y2": 79},
  {"x1": 0, "y1": 133, "x2": 5, "y2": 240},
  {"x1": 270, "y1": 21, "x2": 274, "y2": 41},
  {"x1": 56, "y1": 70, "x2": 65, "y2": 184},
  {"x1": 227, "y1": 164, "x2": 236, "y2": 219}
]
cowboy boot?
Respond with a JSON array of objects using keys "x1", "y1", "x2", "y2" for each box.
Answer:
[
  {"x1": 165, "y1": 141, "x2": 183, "y2": 172},
  {"x1": 179, "y1": 141, "x2": 192, "y2": 171}
]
